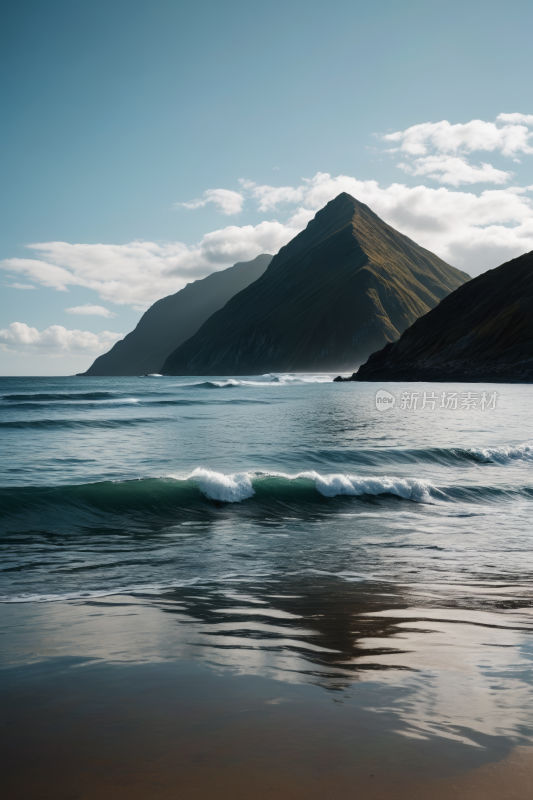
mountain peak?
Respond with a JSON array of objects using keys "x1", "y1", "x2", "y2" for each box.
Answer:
[
  {"x1": 319, "y1": 192, "x2": 376, "y2": 215},
  {"x1": 298, "y1": 192, "x2": 386, "y2": 247},
  {"x1": 161, "y1": 198, "x2": 469, "y2": 375},
  {"x1": 310, "y1": 192, "x2": 372, "y2": 227}
]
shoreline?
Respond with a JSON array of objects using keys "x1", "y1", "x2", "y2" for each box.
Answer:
[{"x1": 2, "y1": 593, "x2": 533, "y2": 798}]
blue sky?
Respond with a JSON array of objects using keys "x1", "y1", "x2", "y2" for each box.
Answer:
[{"x1": 2, "y1": 0, "x2": 533, "y2": 374}]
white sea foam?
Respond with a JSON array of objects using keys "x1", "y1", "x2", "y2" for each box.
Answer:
[
  {"x1": 179, "y1": 468, "x2": 438, "y2": 504},
  {"x1": 296, "y1": 471, "x2": 436, "y2": 502},
  {"x1": 107, "y1": 398, "x2": 139, "y2": 404},
  {"x1": 209, "y1": 379, "x2": 242, "y2": 387},
  {"x1": 470, "y1": 442, "x2": 533, "y2": 464},
  {"x1": 189, "y1": 467, "x2": 255, "y2": 502}
]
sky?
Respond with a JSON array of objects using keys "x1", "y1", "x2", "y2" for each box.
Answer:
[{"x1": 1, "y1": 0, "x2": 533, "y2": 375}]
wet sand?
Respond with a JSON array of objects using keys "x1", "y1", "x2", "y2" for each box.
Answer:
[
  {"x1": 2, "y1": 658, "x2": 532, "y2": 800},
  {"x1": 2, "y1": 590, "x2": 533, "y2": 799}
]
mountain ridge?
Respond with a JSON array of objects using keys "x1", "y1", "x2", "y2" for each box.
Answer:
[
  {"x1": 353, "y1": 249, "x2": 533, "y2": 383},
  {"x1": 80, "y1": 254, "x2": 272, "y2": 376}
]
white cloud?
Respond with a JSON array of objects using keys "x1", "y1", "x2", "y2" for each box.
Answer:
[
  {"x1": 180, "y1": 199, "x2": 206, "y2": 210},
  {"x1": 0, "y1": 322, "x2": 123, "y2": 356},
  {"x1": 204, "y1": 189, "x2": 244, "y2": 215},
  {"x1": 397, "y1": 155, "x2": 512, "y2": 186},
  {"x1": 497, "y1": 113, "x2": 533, "y2": 126},
  {"x1": 65, "y1": 303, "x2": 117, "y2": 318},
  {"x1": 239, "y1": 179, "x2": 305, "y2": 211},
  {"x1": 8, "y1": 282, "x2": 36, "y2": 290},
  {"x1": 380, "y1": 114, "x2": 533, "y2": 189},
  {"x1": 382, "y1": 117, "x2": 533, "y2": 157},
  {"x1": 177, "y1": 188, "x2": 244, "y2": 215},
  {"x1": 0, "y1": 221, "x2": 295, "y2": 310}
]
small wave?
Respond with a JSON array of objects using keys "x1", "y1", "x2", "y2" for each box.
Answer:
[
  {"x1": 0, "y1": 577, "x2": 204, "y2": 604},
  {"x1": 285, "y1": 442, "x2": 533, "y2": 469},
  {"x1": 0, "y1": 399, "x2": 141, "y2": 410}
]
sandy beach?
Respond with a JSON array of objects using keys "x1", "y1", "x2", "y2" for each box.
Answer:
[{"x1": 2, "y1": 589, "x2": 533, "y2": 799}]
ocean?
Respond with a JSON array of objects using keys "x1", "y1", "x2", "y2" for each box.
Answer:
[{"x1": 1, "y1": 374, "x2": 533, "y2": 797}]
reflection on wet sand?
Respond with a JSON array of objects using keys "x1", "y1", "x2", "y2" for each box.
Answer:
[
  {"x1": 3, "y1": 576, "x2": 533, "y2": 754},
  {"x1": 1, "y1": 652, "x2": 533, "y2": 800}
]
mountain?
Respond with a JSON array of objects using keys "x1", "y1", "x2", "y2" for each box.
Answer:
[
  {"x1": 161, "y1": 193, "x2": 470, "y2": 375},
  {"x1": 353, "y1": 249, "x2": 533, "y2": 383},
  {"x1": 81, "y1": 255, "x2": 273, "y2": 376}
]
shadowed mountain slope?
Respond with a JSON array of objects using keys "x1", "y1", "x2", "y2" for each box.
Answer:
[
  {"x1": 354, "y1": 249, "x2": 533, "y2": 383},
  {"x1": 161, "y1": 193, "x2": 469, "y2": 375},
  {"x1": 81, "y1": 255, "x2": 272, "y2": 376}
]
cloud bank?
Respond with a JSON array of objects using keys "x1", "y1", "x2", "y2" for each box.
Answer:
[
  {"x1": 2, "y1": 114, "x2": 533, "y2": 314},
  {"x1": 0, "y1": 222, "x2": 296, "y2": 310},
  {"x1": 0, "y1": 323, "x2": 123, "y2": 357}
]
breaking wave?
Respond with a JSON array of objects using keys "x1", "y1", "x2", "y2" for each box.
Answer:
[
  {"x1": 0, "y1": 469, "x2": 469, "y2": 528},
  {"x1": 469, "y1": 443, "x2": 533, "y2": 464}
]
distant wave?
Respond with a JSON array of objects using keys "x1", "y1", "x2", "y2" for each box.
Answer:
[
  {"x1": 183, "y1": 375, "x2": 335, "y2": 389},
  {"x1": 186, "y1": 379, "x2": 273, "y2": 389},
  {"x1": 0, "y1": 399, "x2": 141, "y2": 410},
  {"x1": 0, "y1": 397, "x2": 272, "y2": 414},
  {"x1": 265, "y1": 374, "x2": 335, "y2": 384},
  {"x1": 1, "y1": 391, "x2": 124, "y2": 402}
]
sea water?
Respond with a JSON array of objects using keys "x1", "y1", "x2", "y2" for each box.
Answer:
[{"x1": 1, "y1": 374, "x2": 533, "y2": 753}]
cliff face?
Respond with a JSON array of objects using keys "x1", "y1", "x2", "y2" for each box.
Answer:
[
  {"x1": 161, "y1": 193, "x2": 469, "y2": 375},
  {"x1": 81, "y1": 255, "x2": 272, "y2": 376},
  {"x1": 355, "y1": 250, "x2": 533, "y2": 383}
]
